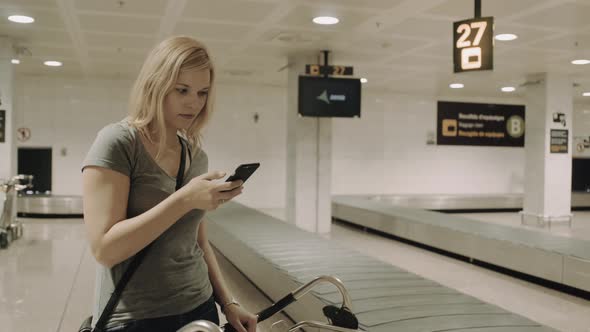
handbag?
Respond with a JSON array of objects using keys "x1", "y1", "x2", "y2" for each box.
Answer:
[{"x1": 79, "y1": 137, "x2": 187, "y2": 332}]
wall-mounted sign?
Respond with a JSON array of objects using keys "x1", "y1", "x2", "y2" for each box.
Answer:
[
  {"x1": 437, "y1": 101, "x2": 525, "y2": 147},
  {"x1": 453, "y1": 16, "x2": 494, "y2": 73},
  {"x1": 17, "y1": 127, "x2": 31, "y2": 142},
  {"x1": 305, "y1": 64, "x2": 353, "y2": 76},
  {"x1": 0, "y1": 110, "x2": 5, "y2": 143},
  {"x1": 550, "y1": 129, "x2": 568, "y2": 153}
]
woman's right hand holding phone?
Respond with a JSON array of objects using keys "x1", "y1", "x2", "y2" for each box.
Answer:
[{"x1": 178, "y1": 171, "x2": 243, "y2": 211}]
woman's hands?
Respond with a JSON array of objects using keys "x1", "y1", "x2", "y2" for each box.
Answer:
[
  {"x1": 178, "y1": 171, "x2": 243, "y2": 211},
  {"x1": 224, "y1": 304, "x2": 258, "y2": 332}
]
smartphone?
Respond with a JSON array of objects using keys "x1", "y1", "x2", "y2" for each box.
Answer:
[{"x1": 225, "y1": 162, "x2": 260, "y2": 184}]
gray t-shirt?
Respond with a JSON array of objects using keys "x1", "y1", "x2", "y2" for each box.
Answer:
[{"x1": 82, "y1": 120, "x2": 213, "y2": 328}]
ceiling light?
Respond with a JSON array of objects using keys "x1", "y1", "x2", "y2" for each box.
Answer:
[
  {"x1": 313, "y1": 16, "x2": 339, "y2": 25},
  {"x1": 584, "y1": 92, "x2": 590, "y2": 97},
  {"x1": 8, "y1": 15, "x2": 34, "y2": 24},
  {"x1": 449, "y1": 83, "x2": 464, "y2": 89},
  {"x1": 44, "y1": 61, "x2": 62, "y2": 67},
  {"x1": 360, "y1": 78, "x2": 368, "y2": 83},
  {"x1": 572, "y1": 59, "x2": 590, "y2": 65},
  {"x1": 495, "y1": 33, "x2": 518, "y2": 41},
  {"x1": 501, "y1": 86, "x2": 515, "y2": 92},
  {"x1": 11, "y1": 59, "x2": 20, "y2": 64}
]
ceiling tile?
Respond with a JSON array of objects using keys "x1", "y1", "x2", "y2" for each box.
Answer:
[
  {"x1": 74, "y1": 0, "x2": 168, "y2": 16},
  {"x1": 0, "y1": 7, "x2": 64, "y2": 29},
  {"x1": 339, "y1": 34, "x2": 428, "y2": 54},
  {"x1": 85, "y1": 32, "x2": 157, "y2": 50},
  {"x1": 526, "y1": 32, "x2": 590, "y2": 53},
  {"x1": 29, "y1": 45, "x2": 76, "y2": 58},
  {"x1": 0, "y1": 0, "x2": 57, "y2": 9},
  {"x1": 517, "y1": 2, "x2": 590, "y2": 30},
  {"x1": 425, "y1": 0, "x2": 541, "y2": 20},
  {"x1": 0, "y1": 24, "x2": 72, "y2": 45},
  {"x1": 300, "y1": 0, "x2": 404, "y2": 11},
  {"x1": 174, "y1": 21, "x2": 252, "y2": 41},
  {"x1": 78, "y1": 13, "x2": 160, "y2": 35},
  {"x1": 182, "y1": 0, "x2": 278, "y2": 24},
  {"x1": 280, "y1": 5, "x2": 373, "y2": 30},
  {"x1": 16, "y1": 59, "x2": 83, "y2": 77},
  {"x1": 88, "y1": 48, "x2": 148, "y2": 64},
  {"x1": 384, "y1": 17, "x2": 450, "y2": 40}
]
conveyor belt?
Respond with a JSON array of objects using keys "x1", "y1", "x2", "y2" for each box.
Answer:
[
  {"x1": 332, "y1": 195, "x2": 590, "y2": 295},
  {"x1": 207, "y1": 202, "x2": 555, "y2": 331},
  {"x1": 17, "y1": 195, "x2": 83, "y2": 217},
  {"x1": 367, "y1": 193, "x2": 590, "y2": 212}
]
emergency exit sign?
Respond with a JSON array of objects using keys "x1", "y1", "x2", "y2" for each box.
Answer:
[{"x1": 453, "y1": 16, "x2": 494, "y2": 73}]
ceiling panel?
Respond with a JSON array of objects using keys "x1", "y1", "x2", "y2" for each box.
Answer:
[
  {"x1": 79, "y1": 13, "x2": 160, "y2": 35},
  {"x1": 385, "y1": 17, "x2": 450, "y2": 40},
  {"x1": 74, "y1": 0, "x2": 168, "y2": 16},
  {"x1": 300, "y1": 0, "x2": 404, "y2": 11},
  {"x1": 493, "y1": 24, "x2": 561, "y2": 46},
  {"x1": 15, "y1": 59, "x2": 82, "y2": 76},
  {"x1": 0, "y1": 0, "x2": 57, "y2": 9},
  {"x1": 85, "y1": 32, "x2": 157, "y2": 50},
  {"x1": 28, "y1": 45, "x2": 76, "y2": 59},
  {"x1": 174, "y1": 21, "x2": 252, "y2": 41},
  {"x1": 336, "y1": 34, "x2": 429, "y2": 55},
  {"x1": 526, "y1": 32, "x2": 590, "y2": 53},
  {"x1": 425, "y1": 0, "x2": 541, "y2": 20},
  {"x1": 224, "y1": 56, "x2": 286, "y2": 72},
  {"x1": 88, "y1": 48, "x2": 148, "y2": 64},
  {"x1": 182, "y1": 0, "x2": 278, "y2": 24},
  {"x1": 390, "y1": 54, "x2": 451, "y2": 69},
  {"x1": 258, "y1": 28, "x2": 337, "y2": 44},
  {"x1": 280, "y1": 5, "x2": 373, "y2": 30},
  {"x1": 517, "y1": 2, "x2": 590, "y2": 30},
  {"x1": 0, "y1": 7, "x2": 64, "y2": 28},
  {"x1": 0, "y1": 24, "x2": 71, "y2": 46},
  {"x1": 241, "y1": 43, "x2": 301, "y2": 58}
]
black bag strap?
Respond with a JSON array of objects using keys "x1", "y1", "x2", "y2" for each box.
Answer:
[{"x1": 94, "y1": 136, "x2": 187, "y2": 331}]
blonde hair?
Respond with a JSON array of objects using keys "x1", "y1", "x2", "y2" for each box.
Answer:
[{"x1": 127, "y1": 36, "x2": 215, "y2": 159}]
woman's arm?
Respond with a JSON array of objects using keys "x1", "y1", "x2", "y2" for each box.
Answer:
[
  {"x1": 83, "y1": 166, "x2": 194, "y2": 268},
  {"x1": 198, "y1": 218, "x2": 257, "y2": 332}
]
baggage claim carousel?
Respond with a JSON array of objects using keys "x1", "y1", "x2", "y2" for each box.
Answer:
[
  {"x1": 17, "y1": 194, "x2": 83, "y2": 218},
  {"x1": 332, "y1": 193, "x2": 590, "y2": 299},
  {"x1": 18, "y1": 193, "x2": 590, "y2": 298}
]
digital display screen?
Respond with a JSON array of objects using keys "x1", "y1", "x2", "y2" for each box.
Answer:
[{"x1": 298, "y1": 76, "x2": 361, "y2": 118}]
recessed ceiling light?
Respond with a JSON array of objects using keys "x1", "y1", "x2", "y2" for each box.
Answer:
[
  {"x1": 11, "y1": 59, "x2": 20, "y2": 64},
  {"x1": 501, "y1": 86, "x2": 516, "y2": 92},
  {"x1": 44, "y1": 60, "x2": 62, "y2": 67},
  {"x1": 449, "y1": 83, "x2": 464, "y2": 89},
  {"x1": 360, "y1": 78, "x2": 368, "y2": 83},
  {"x1": 584, "y1": 92, "x2": 590, "y2": 97},
  {"x1": 495, "y1": 33, "x2": 518, "y2": 41},
  {"x1": 572, "y1": 59, "x2": 590, "y2": 65},
  {"x1": 312, "y1": 16, "x2": 339, "y2": 25},
  {"x1": 8, "y1": 15, "x2": 34, "y2": 24}
]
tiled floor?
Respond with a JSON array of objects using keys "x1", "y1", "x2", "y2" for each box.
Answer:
[
  {"x1": 1, "y1": 211, "x2": 590, "y2": 332},
  {"x1": 0, "y1": 218, "x2": 291, "y2": 332}
]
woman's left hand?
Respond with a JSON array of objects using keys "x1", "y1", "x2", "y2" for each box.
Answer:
[{"x1": 224, "y1": 304, "x2": 257, "y2": 332}]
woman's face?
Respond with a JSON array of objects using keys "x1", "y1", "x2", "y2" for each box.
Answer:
[{"x1": 163, "y1": 67, "x2": 211, "y2": 131}]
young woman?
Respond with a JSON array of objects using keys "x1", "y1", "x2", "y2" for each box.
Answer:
[{"x1": 82, "y1": 36, "x2": 257, "y2": 332}]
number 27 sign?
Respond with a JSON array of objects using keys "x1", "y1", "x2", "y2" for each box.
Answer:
[{"x1": 453, "y1": 17, "x2": 494, "y2": 73}]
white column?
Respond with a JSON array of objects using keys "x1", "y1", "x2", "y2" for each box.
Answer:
[
  {"x1": 0, "y1": 37, "x2": 15, "y2": 180},
  {"x1": 286, "y1": 55, "x2": 332, "y2": 234},
  {"x1": 522, "y1": 72, "x2": 573, "y2": 225}
]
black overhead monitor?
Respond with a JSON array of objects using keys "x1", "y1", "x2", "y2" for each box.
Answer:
[{"x1": 298, "y1": 76, "x2": 361, "y2": 118}]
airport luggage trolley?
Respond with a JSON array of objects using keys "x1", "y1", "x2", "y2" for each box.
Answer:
[
  {"x1": 0, "y1": 175, "x2": 33, "y2": 248},
  {"x1": 178, "y1": 275, "x2": 361, "y2": 332}
]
